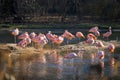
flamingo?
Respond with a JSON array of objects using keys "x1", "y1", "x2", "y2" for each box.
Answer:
[
  {"x1": 46, "y1": 31, "x2": 53, "y2": 41},
  {"x1": 52, "y1": 36, "x2": 64, "y2": 48},
  {"x1": 87, "y1": 33, "x2": 97, "y2": 40},
  {"x1": 18, "y1": 32, "x2": 29, "y2": 39},
  {"x1": 30, "y1": 32, "x2": 36, "y2": 39},
  {"x1": 62, "y1": 30, "x2": 75, "y2": 53},
  {"x1": 11, "y1": 28, "x2": 19, "y2": 43},
  {"x1": 85, "y1": 37, "x2": 95, "y2": 44},
  {"x1": 103, "y1": 27, "x2": 112, "y2": 41},
  {"x1": 65, "y1": 52, "x2": 78, "y2": 59},
  {"x1": 89, "y1": 26, "x2": 98, "y2": 33},
  {"x1": 94, "y1": 30, "x2": 100, "y2": 37},
  {"x1": 17, "y1": 38, "x2": 28, "y2": 48},
  {"x1": 89, "y1": 26, "x2": 100, "y2": 38},
  {"x1": 108, "y1": 43, "x2": 115, "y2": 53},
  {"x1": 29, "y1": 32, "x2": 36, "y2": 47},
  {"x1": 64, "y1": 52, "x2": 78, "y2": 66},
  {"x1": 76, "y1": 32, "x2": 85, "y2": 42},
  {"x1": 62, "y1": 30, "x2": 75, "y2": 45},
  {"x1": 32, "y1": 33, "x2": 48, "y2": 49},
  {"x1": 46, "y1": 31, "x2": 56, "y2": 48}
]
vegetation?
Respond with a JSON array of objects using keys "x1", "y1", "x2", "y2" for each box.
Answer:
[{"x1": 0, "y1": 0, "x2": 120, "y2": 24}]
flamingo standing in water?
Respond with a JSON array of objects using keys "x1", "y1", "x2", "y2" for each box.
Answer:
[
  {"x1": 30, "y1": 32, "x2": 36, "y2": 39},
  {"x1": 87, "y1": 33, "x2": 97, "y2": 40},
  {"x1": 32, "y1": 33, "x2": 48, "y2": 49},
  {"x1": 103, "y1": 27, "x2": 112, "y2": 41},
  {"x1": 94, "y1": 30, "x2": 100, "y2": 37},
  {"x1": 52, "y1": 36, "x2": 64, "y2": 48},
  {"x1": 17, "y1": 32, "x2": 31, "y2": 47},
  {"x1": 89, "y1": 26, "x2": 98, "y2": 33},
  {"x1": 65, "y1": 52, "x2": 78, "y2": 59},
  {"x1": 11, "y1": 28, "x2": 19, "y2": 43},
  {"x1": 18, "y1": 32, "x2": 29, "y2": 40},
  {"x1": 17, "y1": 38, "x2": 31, "y2": 48},
  {"x1": 89, "y1": 26, "x2": 100, "y2": 38},
  {"x1": 85, "y1": 37, "x2": 95, "y2": 44},
  {"x1": 62, "y1": 30, "x2": 75, "y2": 45},
  {"x1": 76, "y1": 32, "x2": 85, "y2": 42},
  {"x1": 46, "y1": 31, "x2": 55, "y2": 48},
  {"x1": 29, "y1": 32, "x2": 37, "y2": 47}
]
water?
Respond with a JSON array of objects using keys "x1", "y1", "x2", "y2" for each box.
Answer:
[
  {"x1": 0, "y1": 29, "x2": 120, "y2": 80},
  {"x1": 0, "y1": 28, "x2": 120, "y2": 43},
  {"x1": 1, "y1": 51, "x2": 120, "y2": 80}
]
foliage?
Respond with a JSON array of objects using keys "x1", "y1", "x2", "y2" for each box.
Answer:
[{"x1": 0, "y1": 0, "x2": 120, "y2": 23}]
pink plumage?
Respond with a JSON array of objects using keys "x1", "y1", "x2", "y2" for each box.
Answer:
[
  {"x1": 76, "y1": 32, "x2": 85, "y2": 38},
  {"x1": 11, "y1": 28, "x2": 19, "y2": 36}
]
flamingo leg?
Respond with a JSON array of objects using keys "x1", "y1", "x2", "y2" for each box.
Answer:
[
  {"x1": 67, "y1": 39, "x2": 69, "y2": 45},
  {"x1": 14, "y1": 36, "x2": 16, "y2": 43},
  {"x1": 78, "y1": 38, "x2": 81, "y2": 43},
  {"x1": 107, "y1": 37, "x2": 109, "y2": 41}
]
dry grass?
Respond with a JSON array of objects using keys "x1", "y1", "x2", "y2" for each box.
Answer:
[{"x1": 0, "y1": 40, "x2": 120, "y2": 59}]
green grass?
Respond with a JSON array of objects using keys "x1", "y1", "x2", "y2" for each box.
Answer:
[{"x1": 0, "y1": 22, "x2": 120, "y2": 29}]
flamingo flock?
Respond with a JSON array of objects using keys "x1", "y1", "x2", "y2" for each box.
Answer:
[{"x1": 11, "y1": 26, "x2": 115, "y2": 62}]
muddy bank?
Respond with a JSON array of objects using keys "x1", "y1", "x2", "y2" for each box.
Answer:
[{"x1": 0, "y1": 40, "x2": 120, "y2": 57}]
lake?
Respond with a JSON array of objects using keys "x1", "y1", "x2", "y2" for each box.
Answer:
[{"x1": 0, "y1": 29, "x2": 120, "y2": 80}]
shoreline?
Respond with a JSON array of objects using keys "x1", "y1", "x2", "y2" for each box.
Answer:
[{"x1": 0, "y1": 40, "x2": 120, "y2": 56}]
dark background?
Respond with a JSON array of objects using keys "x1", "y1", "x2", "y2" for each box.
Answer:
[{"x1": 0, "y1": 0, "x2": 120, "y2": 23}]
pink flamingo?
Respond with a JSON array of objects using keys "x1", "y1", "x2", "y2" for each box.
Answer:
[
  {"x1": 87, "y1": 33, "x2": 97, "y2": 40},
  {"x1": 65, "y1": 52, "x2": 77, "y2": 59},
  {"x1": 46, "y1": 31, "x2": 55, "y2": 48},
  {"x1": 108, "y1": 43, "x2": 115, "y2": 53},
  {"x1": 89, "y1": 26, "x2": 98, "y2": 33},
  {"x1": 62, "y1": 30, "x2": 75, "y2": 45},
  {"x1": 29, "y1": 32, "x2": 36, "y2": 46},
  {"x1": 52, "y1": 36, "x2": 64, "y2": 46},
  {"x1": 17, "y1": 37, "x2": 31, "y2": 48},
  {"x1": 11, "y1": 28, "x2": 19, "y2": 43},
  {"x1": 46, "y1": 31, "x2": 54, "y2": 41},
  {"x1": 76, "y1": 32, "x2": 85, "y2": 42},
  {"x1": 85, "y1": 38, "x2": 95, "y2": 44},
  {"x1": 103, "y1": 27, "x2": 112, "y2": 41},
  {"x1": 89, "y1": 26, "x2": 100, "y2": 38},
  {"x1": 17, "y1": 38, "x2": 28, "y2": 48},
  {"x1": 32, "y1": 33, "x2": 48, "y2": 49},
  {"x1": 30, "y1": 32, "x2": 36, "y2": 39},
  {"x1": 18, "y1": 32, "x2": 29, "y2": 39},
  {"x1": 94, "y1": 30, "x2": 100, "y2": 37},
  {"x1": 64, "y1": 52, "x2": 78, "y2": 65}
]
